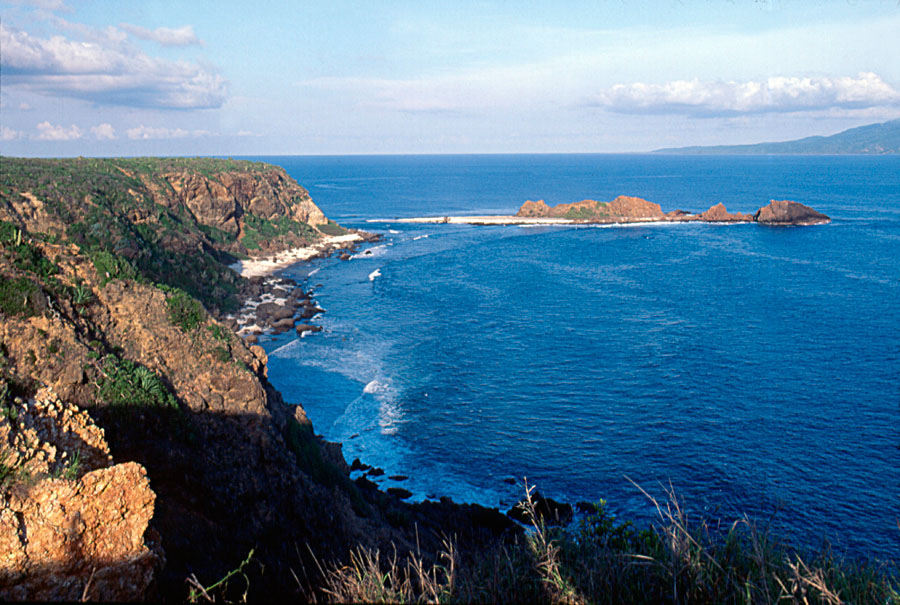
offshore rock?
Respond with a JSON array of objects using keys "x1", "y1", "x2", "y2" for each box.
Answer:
[
  {"x1": 698, "y1": 202, "x2": 754, "y2": 222},
  {"x1": 755, "y1": 200, "x2": 831, "y2": 225}
]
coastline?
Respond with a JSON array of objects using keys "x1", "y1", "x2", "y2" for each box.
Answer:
[{"x1": 229, "y1": 232, "x2": 363, "y2": 278}]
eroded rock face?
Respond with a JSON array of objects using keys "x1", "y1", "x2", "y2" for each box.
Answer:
[
  {"x1": 607, "y1": 195, "x2": 664, "y2": 219},
  {"x1": 756, "y1": 200, "x2": 831, "y2": 225},
  {"x1": 165, "y1": 168, "x2": 327, "y2": 235},
  {"x1": 0, "y1": 388, "x2": 162, "y2": 601},
  {"x1": 0, "y1": 463, "x2": 162, "y2": 601},
  {"x1": 698, "y1": 202, "x2": 754, "y2": 222},
  {"x1": 516, "y1": 200, "x2": 552, "y2": 217}
]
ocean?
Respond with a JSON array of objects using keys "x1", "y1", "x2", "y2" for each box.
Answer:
[{"x1": 241, "y1": 154, "x2": 899, "y2": 560}]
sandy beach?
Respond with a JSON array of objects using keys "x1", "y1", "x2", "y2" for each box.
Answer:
[{"x1": 228, "y1": 233, "x2": 362, "y2": 278}]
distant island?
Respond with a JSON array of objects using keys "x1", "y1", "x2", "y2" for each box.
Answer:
[
  {"x1": 399, "y1": 196, "x2": 830, "y2": 226},
  {"x1": 654, "y1": 118, "x2": 900, "y2": 154}
]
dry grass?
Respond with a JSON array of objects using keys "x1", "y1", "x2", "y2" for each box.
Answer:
[{"x1": 304, "y1": 481, "x2": 899, "y2": 604}]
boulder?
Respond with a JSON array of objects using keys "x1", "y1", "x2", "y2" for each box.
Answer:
[
  {"x1": 387, "y1": 487, "x2": 413, "y2": 500},
  {"x1": 295, "y1": 323, "x2": 323, "y2": 335}
]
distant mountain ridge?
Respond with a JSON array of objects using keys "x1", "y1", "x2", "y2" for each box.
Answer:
[{"x1": 654, "y1": 118, "x2": 900, "y2": 154}]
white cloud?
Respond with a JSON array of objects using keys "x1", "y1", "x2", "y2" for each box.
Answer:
[
  {"x1": 34, "y1": 120, "x2": 82, "y2": 140},
  {"x1": 0, "y1": 22, "x2": 227, "y2": 109},
  {"x1": 120, "y1": 24, "x2": 202, "y2": 47},
  {"x1": 6, "y1": 0, "x2": 69, "y2": 11},
  {"x1": 90, "y1": 122, "x2": 116, "y2": 140},
  {"x1": 588, "y1": 73, "x2": 900, "y2": 117},
  {"x1": 1, "y1": 126, "x2": 25, "y2": 141},
  {"x1": 125, "y1": 125, "x2": 210, "y2": 140}
]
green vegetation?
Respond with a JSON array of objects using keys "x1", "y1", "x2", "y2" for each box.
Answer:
[
  {"x1": 165, "y1": 288, "x2": 206, "y2": 332},
  {"x1": 90, "y1": 249, "x2": 138, "y2": 285},
  {"x1": 97, "y1": 354, "x2": 179, "y2": 409},
  {"x1": 0, "y1": 276, "x2": 44, "y2": 317},
  {"x1": 564, "y1": 205, "x2": 609, "y2": 221},
  {"x1": 240, "y1": 213, "x2": 317, "y2": 250},
  {"x1": 317, "y1": 219, "x2": 348, "y2": 237}
]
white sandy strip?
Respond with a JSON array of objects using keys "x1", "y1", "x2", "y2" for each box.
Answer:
[
  {"x1": 396, "y1": 215, "x2": 689, "y2": 226},
  {"x1": 396, "y1": 215, "x2": 576, "y2": 225},
  {"x1": 229, "y1": 233, "x2": 362, "y2": 278}
]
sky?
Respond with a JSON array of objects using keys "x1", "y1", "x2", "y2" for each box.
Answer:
[{"x1": 2, "y1": 0, "x2": 899, "y2": 156}]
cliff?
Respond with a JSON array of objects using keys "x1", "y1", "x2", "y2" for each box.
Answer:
[
  {"x1": 0, "y1": 158, "x2": 514, "y2": 601},
  {"x1": 0, "y1": 157, "x2": 341, "y2": 315}
]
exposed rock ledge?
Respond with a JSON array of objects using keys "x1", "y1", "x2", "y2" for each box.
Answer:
[{"x1": 0, "y1": 388, "x2": 162, "y2": 601}]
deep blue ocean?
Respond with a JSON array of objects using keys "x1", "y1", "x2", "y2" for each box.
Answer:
[{"x1": 241, "y1": 154, "x2": 899, "y2": 560}]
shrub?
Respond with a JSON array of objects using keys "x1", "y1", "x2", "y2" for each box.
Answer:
[
  {"x1": 0, "y1": 277, "x2": 44, "y2": 317},
  {"x1": 97, "y1": 354, "x2": 178, "y2": 409},
  {"x1": 165, "y1": 289, "x2": 205, "y2": 332},
  {"x1": 91, "y1": 249, "x2": 137, "y2": 285}
]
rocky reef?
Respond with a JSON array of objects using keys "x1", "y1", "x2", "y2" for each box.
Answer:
[{"x1": 516, "y1": 195, "x2": 830, "y2": 226}]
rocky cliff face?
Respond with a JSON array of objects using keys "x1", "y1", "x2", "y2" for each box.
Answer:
[
  {"x1": 160, "y1": 168, "x2": 327, "y2": 236},
  {"x1": 1, "y1": 158, "x2": 514, "y2": 601}
]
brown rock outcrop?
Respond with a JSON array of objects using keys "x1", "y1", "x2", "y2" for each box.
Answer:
[
  {"x1": 698, "y1": 202, "x2": 754, "y2": 222},
  {"x1": 0, "y1": 388, "x2": 162, "y2": 601},
  {"x1": 755, "y1": 200, "x2": 831, "y2": 225},
  {"x1": 607, "y1": 195, "x2": 664, "y2": 219},
  {"x1": 516, "y1": 200, "x2": 552, "y2": 217},
  {"x1": 0, "y1": 463, "x2": 162, "y2": 601}
]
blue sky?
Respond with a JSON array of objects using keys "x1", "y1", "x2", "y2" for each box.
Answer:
[{"x1": 2, "y1": 0, "x2": 899, "y2": 156}]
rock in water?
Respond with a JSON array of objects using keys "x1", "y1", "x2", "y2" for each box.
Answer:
[
  {"x1": 507, "y1": 492, "x2": 574, "y2": 526},
  {"x1": 755, "y1": 200, "x2": 831, "y2": 225}
]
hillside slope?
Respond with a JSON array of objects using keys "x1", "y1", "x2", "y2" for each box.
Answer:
[{"x1": 654, "y1": 118, "x2": 900, "y2": 154}]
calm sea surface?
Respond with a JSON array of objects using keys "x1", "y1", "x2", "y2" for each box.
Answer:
[{"x1": 241, "y1": 154, "x2": 899, "y2": 560}]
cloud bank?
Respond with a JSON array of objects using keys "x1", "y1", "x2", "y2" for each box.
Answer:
[
  {"x1": 125, "y1": 125, "x2": 210, "y2": 140},
  {"x1": 589, "y1": 73, "x2": 900, "y2": 117},
  {"x1": 0, "y1": 22, "x2": 227, "y2": 109},
  {"x1": 120, "y1": 24, "x2": 202, "y2": 47}
]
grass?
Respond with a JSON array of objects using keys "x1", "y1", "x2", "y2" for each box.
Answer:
[{"x1": 308, "y1": 482, "x2": 900, "y2": 604}]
